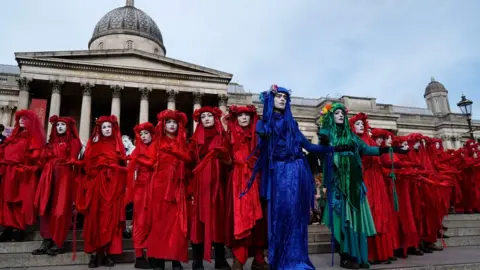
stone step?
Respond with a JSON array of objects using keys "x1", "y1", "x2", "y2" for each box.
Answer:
[
  {"x1": 444, "y1": 227, "x2": 480, "y2": 237},
  {"x1": 443, "y1": 214, "x2": 480, "y2": 221},
  {"x1": 436, "y1": 235, "x2": 480, "y2": 248},
  {"x1": 442, "y1": 220, "x2": 480, "y2": 228},
  {"x1": 0, "y1": 242, "x2": 331, "y2": 268}
]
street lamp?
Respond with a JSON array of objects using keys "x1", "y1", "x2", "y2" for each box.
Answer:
[{"x1": 457, "y1": 94, "x2": 474, "y2": 140}]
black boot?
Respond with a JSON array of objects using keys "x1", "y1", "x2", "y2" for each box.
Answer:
[
  {"x1": 46, "y1": 242, "x2": 64, "y2": 256},
  {"x1": 172, "y1": 260, "x2": 183, "y2": 270},
  {"x1": 192, "y1": 243, "x2": 204, "y2": 270},
  {"x1": 213, "y1": 243, "x2": 231, "y2": 270},
  {"x1": 0, "y1": 228, "x2": 13, "y2": 242},
  {"x1": 339, "y1": 253, "x2": 359, "y2": 269},
  {"x1": 407, "y1": 247, "x2": 424, "y2": 256},
  {"x1": 134, "y1": 256, "x2": 151, "y2": 269},
  {"x1": 148, "y1": 257, "x2": 165, "y2": 270},
  {"x1": 11, "y1": 229, "x2": 25, "y2": 241},
  {"x1": 32, "y1": 239, "x2": 53, "y2": 255},
  {"x1": 88, "y1": 254, "x2": 99, "y2": 268}
]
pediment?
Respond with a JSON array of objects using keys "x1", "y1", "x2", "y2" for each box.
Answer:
[{"x1": 15, "y1": 49, "x2": 232, "y2": 80}]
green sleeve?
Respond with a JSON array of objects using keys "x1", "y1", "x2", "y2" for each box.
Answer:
[{"x1": 358, "y1": 139, "x2": 380, "y2": 156}]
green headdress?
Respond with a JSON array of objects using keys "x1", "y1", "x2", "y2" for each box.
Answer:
[{"x1": 319, "y1": 102, "x2": 354, "y2": 146}]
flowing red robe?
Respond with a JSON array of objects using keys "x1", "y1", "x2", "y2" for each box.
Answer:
[
  {"x1": 34, "y1": 136, "x2": 81, "y2": 247},
  {"x1": 137, "y1": 136, "x2": 190, "y2": 262},
  {"x1": 126, "y1": 142, "x2": 152, "y2": 253},
  {"x1": 188, "y1": 127, "x2": 230, "y2": 262},
  {"x1": 225, "y1": 126, "x2": 266, "y2": 264},
  {"x1": 380, "y1": 153, "x2": 420, "y2": 252},
  {"x1": 76, "y1": 137, "x2": 126, "y2": 254},
  {"x1": 0, "y1": 130, "x2": 42, "y2": 229},
  {"x1": 461, "y1": 155, "x2": 480, "y2": 213}
]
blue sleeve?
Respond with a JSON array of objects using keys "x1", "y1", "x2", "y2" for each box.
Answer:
[{"x1": 300, "y1": 132, "x2": 333, "y2": 154}]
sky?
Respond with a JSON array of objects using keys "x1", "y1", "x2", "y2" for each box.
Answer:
[{"x1": 1, "y1": 0, "x2": 479, "y2": 116}]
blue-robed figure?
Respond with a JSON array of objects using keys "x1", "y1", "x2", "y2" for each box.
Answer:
[{"x1": 243, "y1": 85, "x2": 350, "y2": 270}]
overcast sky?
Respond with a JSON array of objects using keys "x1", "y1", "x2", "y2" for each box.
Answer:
[{"x1": 1, "y1": 0, "x2": 479, "y2": 115}]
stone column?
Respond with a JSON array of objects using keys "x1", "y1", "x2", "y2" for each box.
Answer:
[
  {"x1": 17, "y1": 77, "x2": 31, "y2": 110},
  {"x1": 1, "y1": 105, "x2": 15, "y2": 126},
  {"x1": 110, "y1": 85, "x2": 123, "y2": 122},
  {"x1": 167, "y1": 89, "x2": 178, "y2": 110},
  {"x1": 193, "y1": 92, "x2": 203, "y2": 131},
  {"x1": 79, "y1": 82, "x2": 94, "y2": 143},
  {"x1": 139, "y1": 87, "x2": 151, "y2": 123},
  {"x1": 218, "y1": 94, "x2": 228, "y2": 128},
  {"x1": 47, "y1": 80, "x2": 64, "y2": 136}
]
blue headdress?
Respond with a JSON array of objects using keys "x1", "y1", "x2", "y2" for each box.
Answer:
[{"x1": 241, "y1": 84, "x2": 296, "y2": 200}]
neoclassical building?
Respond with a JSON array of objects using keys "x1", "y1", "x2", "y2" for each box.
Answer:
[{"x1": 0, "y1": 0, "x2": 478, "y2": 148}]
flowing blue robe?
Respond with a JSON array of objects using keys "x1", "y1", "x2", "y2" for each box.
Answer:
[{"x1": 254, "y1": 115, "x2": 333, "y2": 270}]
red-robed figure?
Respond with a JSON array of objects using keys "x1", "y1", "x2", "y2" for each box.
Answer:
[
  {"x1": 225, "y1": 105, "x2": 268, "y2": 270},
  {"x1": 380, "y1": 136, "x2": 424, "y2": 258},
  {"x1": 350, "y1": 121, "x2": 395, "y2": 264},
  {"x1": 188, "y1": 106, "x2": 231, "y2": 270},
  {"x1": 33, "y1": 116, "x2": 82, "y2": 256},
  {"x1": 0, "y1": 110, "x2": 46, "y2": 241},
  {"x1": 75, "y1": 115, "x2": 127, "y2": 268},
  {"x1": 135, "y1": 110, "x2": 190, "y2": 269},
  {"x1": 125, "y1": 122, "x2": 155, "y2": 269},
  {"x1": 461, "y1": 141, "x2": 480, "y2": 213}
]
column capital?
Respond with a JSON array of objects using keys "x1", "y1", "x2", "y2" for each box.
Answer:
[
  {"x1": 50, "y1": 80, "x2": 64, "y2": 94},
  {"x1": 139, "y1": 87, "x2": 152, "y2": 100},
  {"x1": 1, "y1": 105, "x2": 15, "y2": 112},
  {"x1": 167, "y1": 89, "x2": 178, "y2": 103},
  {"x1": 81, "y1": 82, "x2": 95, "y2": 96},
  {"x1": 218, "y1": 94, "x2": 229, "y2": 107},
  {"x1": 110, "y1": 85, "x2": 124, "y2": 98},
  {"x1": 193, "y1": 91, "x2": 203, "y2": 104},
  {"x1": 16, "y1": 77, "x2": 32, "y2": 92}
]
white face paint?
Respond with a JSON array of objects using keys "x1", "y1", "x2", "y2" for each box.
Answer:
[
  {"x1": 413, "y1": 142, "x2": 421, "y2": 150},
  {"x1": 122, "y1": 135, "x2": 132, "y2": 147},
  {"x1": 375, "y1": 137, "x2": 383, "y2": 146},
  {"x1": 474, "y1": 152, "x2": 478, "y2": 159},
  {"x1": 368, "y1": 129, "x2": 372, "y2": 137},
  {"x1": 19, "y1": 116, "x2": 25, "y2": 128},
  {"x1": 200, "y1": 112, "x2": 214, "y2": 128},
  {"x1": 421, "y1": 139, "x2": 426, "y2": 147},
  {"x1": 56, "y1": 121, "x2": 67, "y2": 134},
  {"x1": 401, "y1": 141, "x2": 409, "y2": 151},
  {"x1": 385, "y1": 135, "x2": 393, "y2": 147},
  {"x1": 101, "y1": 122, "x2": 112, "y2": 137},
  {"x1": 165, "y1": 119, "x2": 178, "y2": 135},
  {"x1": 334, "y1": 109, "x2": 344, "y2": 124},
  {"x1": 237, "y1": 112, "x2": 251, "y2": 127},
  {"x1": 354, "y1": 120, "x2": 364, "y2": 135},
  {"x1": 139, "y1": 130, "x2": 152, "y2": 144},
  {"x1": 436, "y1": 142, "x2": 441, "y2": 150},
  {"x1": 273, "y1": 93, "x2": 287, "y2": 111}
]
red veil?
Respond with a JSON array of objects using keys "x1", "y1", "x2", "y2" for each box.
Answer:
[
  {"x1": 156, "y1": 110, "x2": 188, "y2": 148},
  {"x1": 83, "y1": 115, "x2": 125, "y2": 160},
  {"x1": 225, "y1": 105, "x2": 258, "y2": 152},
  {"x1": 4, "y1": 110, "x2": 46, "y2": 150}
]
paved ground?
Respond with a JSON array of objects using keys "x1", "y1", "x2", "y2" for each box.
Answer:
[{"x1": 3, "y1": 246, "x2": 479, "y2": 269}]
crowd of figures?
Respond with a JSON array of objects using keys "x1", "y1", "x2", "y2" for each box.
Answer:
[{"x1": 0, "y1": 84, "x2": 478, "y2": 270}]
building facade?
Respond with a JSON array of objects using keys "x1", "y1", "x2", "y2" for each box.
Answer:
[{"x1": 0, "y1": 0, "x2": 478, "y2": 148}]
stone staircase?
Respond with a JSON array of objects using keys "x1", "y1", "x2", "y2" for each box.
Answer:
[{"x1": 0, "y1": 214, "x2": 479, "y2": 269}]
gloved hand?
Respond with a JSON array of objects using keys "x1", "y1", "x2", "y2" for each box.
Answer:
[
  {"x1": 319, "y1": 134, "x2": 330, "y2": 146},
  {"x1": 334, "y1": 145, "x2": 355, "y2": 152}
]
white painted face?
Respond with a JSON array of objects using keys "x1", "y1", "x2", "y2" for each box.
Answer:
[
  {"x1": 19, "y1": 116, "x2": 25, "y2": 128},
  {"x1": 274, "y1": 93, "x2": 287, "y2": 111},
  {"x1": 122, "y1": 135, "x2": 132, "y2": 147},
  {"x1": 413, "y1": 142, "x2": 421, "y2": 150},
  {"x1": 401, "y1": 141, "x2": 409, "y2": 151},
  {"x1": 354, "y1": 120, "x2": 364, "y2": 134},
  {"x1": 237, "y1": 112, "x2": 251, "y2": 127},
  {"x1": 139, "y1": 130, "x2": 152, "y2": 144},
  {"x1": 385, "y1": 135, "x2": 393, "y2": 147},
  {"x1": 334, "y1": 109, "x2": 344, "y2": 124},
  {"x1": 375, "y1": 137, "x2": 383, "y2": 146},
  {"x1": 101, "y1": 122, "x2": 112, "y2": 137},
  {"x1": 201, "y1": 112, "x2": 214, "y2": 128},
  {"x1": 165, "y1": 119, "x2": 178, "y2": 135},
  {"x1": 474, "y1": 152, "x2": 478, "y2": 159},
  {"x1": 435, "y1": 142, "x2": 440, "y2": 150},
  {"x1": 477, "y1": 145, "x2": 480, "y2": 151},
  {"x1": 56, "y1": 121, "x2": 67, "y2": 135},
  {"x1": 368, "y1": 128, "x2": 372, "y2": 137},
  {"x1": 421, "y1": 139, "x2": 426, "y2": 147}
]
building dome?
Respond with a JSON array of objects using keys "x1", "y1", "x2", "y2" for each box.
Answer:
[
  {"x1": 424, "y1": 77, "x2": 448, "y2": 97},
  {"x1": 89, "y1": 0, "x2": 166, "y2": 55}
]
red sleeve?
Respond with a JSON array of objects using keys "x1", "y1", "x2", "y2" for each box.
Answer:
[{"x1": 137, "y1": 142, "x2": 157, "y2": 168}]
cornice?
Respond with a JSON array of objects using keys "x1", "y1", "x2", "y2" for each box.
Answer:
[{"x1": 16, "y1": 57, "x2": 232, "y2": 85}]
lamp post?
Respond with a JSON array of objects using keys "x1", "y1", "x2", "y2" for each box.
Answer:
[{"x1": 457, "y1": 94, "x2": 474, "y2": 140}]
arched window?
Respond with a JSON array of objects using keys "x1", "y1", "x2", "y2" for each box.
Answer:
[
  {"x1": 154, "y1": 48, "x2": 159, "y2": 54},
  {"x1": 98, "y1": 42, "x2": 104, "y2": 50},
  {"x1": 127, "y1": 40, "x2": 134, "y2": 49}
]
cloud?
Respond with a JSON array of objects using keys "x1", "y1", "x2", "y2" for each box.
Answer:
[{"x1": 1, "y1": 0, "x2": 479, "y2": 115}]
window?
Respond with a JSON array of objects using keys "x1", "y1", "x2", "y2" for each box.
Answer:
[
  {"x1": 154, "y1": 48, "x2": 159, "y2": 54},
  {"x1": 98, "y1": 42, "x2": 104, "y2": 50},
  {"x1": 127, "y1": 40, "x2": 134, "y2": 49}
]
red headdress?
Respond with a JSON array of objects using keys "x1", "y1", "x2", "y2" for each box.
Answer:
[
  {"x1": 371, "y1": 128, "x2": 390, "y2": 140},
  {"x1": 133, "y1": 122, "x2": 155, "y2": 145},
  {"x1": 84, "y1": 115, "x2": 125, "y2": 159},
  {"x1": 191, "y1": 106, "x2": 225, "y2": 145},
  {"x1": 349, "y1": 112, "x2": 370, "y2": 132},
  {"x1": 225, "y1": 105, "x2": 259, "y2": 151},
  {"x1": 48, "y1": 115, "x2": 80, "y2": 143},
  {"x1": 4, "y1": 109, "x2": 46, "y2": 149},
  {"x1": 156, "y1": 109, "x2": 188, "y2": 148}
]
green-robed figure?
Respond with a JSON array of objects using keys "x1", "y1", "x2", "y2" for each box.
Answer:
[{"x1": 317, "y1": 103, "x2": 406, "y2": 269}]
